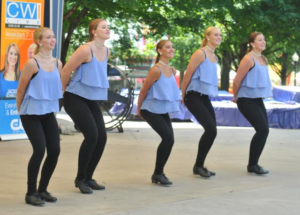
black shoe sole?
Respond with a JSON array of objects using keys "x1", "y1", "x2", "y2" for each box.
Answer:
[
  {"x1": 193, "y1": 172, "x2": 211, "y2": 178},
  {"x1": 151, "y1": 179, "x2": 172, "y2": 185},
  {"x1": 25, "y1": 201, "x2": 45, "y2": 206},
  {"x1": 41, "y1": 198, "x2": 57, "y2": 203},
  {"x1": 75, "y1": 185, "x2": 93, "y2": 194},
  {"x1": 87, "y1": 184, "x2": 106, "y2": 190},
  {"x1": 247, "y1": 170, "x2": 269, "y2": 174},
  {"x1": 89, "y1": 187, "x2": 105, "y2": 190}
]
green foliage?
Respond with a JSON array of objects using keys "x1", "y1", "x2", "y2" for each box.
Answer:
[{"x1": 62, "y1": 0, "x2": 300, "y2": 86}]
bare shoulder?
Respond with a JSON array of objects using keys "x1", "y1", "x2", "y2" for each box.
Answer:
[
  {"x1": 242, "y1": 54, "x2": 254, "y2": 64},
  {"x1": 237, "y1": 54, "x2": 255, "y2": 74},
  {"x1": 107, "y1": 47, "x2": 111, "y2": 58},
  {"x1": 76, "y1": 44, "x2": 91, "y2": 54},
  {"x1": 148, "y1": 65, "x2": 161, "y2": 78},
  {"x1": 190, "y1": 49, "x2": 205, "y2": 64},
  {"x1": 57, "y1": 59, "x2": 63, "y2": 69},
  {"x1": 194, "y1": 49, "x2": 205, "y2": 58},
  {"x1": 172, "y1": 66, "x2": 177, "y2": 75},
  {"x1": 57, "y1": 59, "x2": 63, "y2": 67},
  {"x1": 244, "y1": 54, "x2": 253, "y2": 61},
  {"x1": 25, "y1": 58, "x2": 38, "y2": 69},
  {"x1": 68, "y1": 44, "x2": 91, "y2": 64},
  {"x1": 262, "y1": 55, "x2": 268, "y2": 64},
  {"x1": 21, "y1": 59, "x2": 38, "y2": 75}
]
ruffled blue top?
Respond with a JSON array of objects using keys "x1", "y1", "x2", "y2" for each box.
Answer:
[
  {"x1": 141, "y1": 66, "x2": 181, "y2": 114},
  {"x1": 19, "y1": 58, "x2": 62, "y2": 115},
  {"x1": 66, "y1": 45, "x2": 109, "y2": 100},
  {"x1": 186, "y1": 49, "x2": 218, "y2": 97},
  {"x1": 237, "y1": 58, "x2": 273, "y2": 99}
]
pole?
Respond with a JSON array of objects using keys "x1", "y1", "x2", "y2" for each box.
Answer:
[{"x1": 295, "y1": 62, "x2": 298, "y2": 86}]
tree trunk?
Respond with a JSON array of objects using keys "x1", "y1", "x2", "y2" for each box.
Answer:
[
  {"x1": 280, "y1": 53, "x2": 288, "y2": 85},
  {"x1": 179, "y1": 50, "x2": 185, "y2": 89},
  {"x1": 61, "y1": 7, "x2": 88, "y2": 64},
  {"x1": 220, "y1": 50, "x2": 231, "y2": 91}
]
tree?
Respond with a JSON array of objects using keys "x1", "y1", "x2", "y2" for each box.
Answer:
[
  {"x1": 62, "y1": 0, "x2": 300, "y2": 88},
  {"x1": 62, "y1": 0, "x2": 169, "y2": 64}
]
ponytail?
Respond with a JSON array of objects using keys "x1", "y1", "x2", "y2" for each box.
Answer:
[
  {"x1": 201, "y1": 38, "x2": 208, "y2": 48},
  {"x1": 34, "y1": 44, "x2": 40, "y2": 55},
  {"x1": 155, "y1": 54, "x2": 160, "y2": 63}
]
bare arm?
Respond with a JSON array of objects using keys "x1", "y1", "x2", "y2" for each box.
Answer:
[
  {"x1": 172, "y1": 67, "x2": 176, "y2": 76},
  {"x1": 57, "y1": 60, "x2": 63, "y2": 75},
  {"x1": 61, "y1": 45, "x2": 91, "y2": 92},
  {"x1": 232, "y1": 55, "x2": 254, "y2": 102},
  {"x1": 137, "y1": 66, "x2": 160, "y2": 116},
  {"x1": 107, "y1": 48, "x2": 111, "y2": 59},
  {"x1": 16, "y1": 59, "x2": 38, "y2": 112},
  {"x1": 181, "y1": 49, "x2": 205, "y2": 101}
]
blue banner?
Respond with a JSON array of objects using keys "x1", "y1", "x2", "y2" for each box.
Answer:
[{"x1": 0, "y1": 100, "x2": 25, "y2": 135}]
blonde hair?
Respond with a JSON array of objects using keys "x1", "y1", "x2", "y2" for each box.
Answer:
[
  {"x1": 201, "y1": 26, "x2": 219, "y2": 48},
  {"x1": 33, "y1": 27, "x2": 52, "y2": 54},
  {"x1": 28, "y1": 43, "x2": 37, "y2": 50},
  {"x1": 88, "y1": 19, "x2": 106, "y2": 41},
  {"x1": 155, "y1": 40, "x2": 171, "y2": 63},
  {"x1": 1, "y1": 43, "x2": 20, "y2": 80}
]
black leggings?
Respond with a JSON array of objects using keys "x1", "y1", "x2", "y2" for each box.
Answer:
[
  {"x1": 20, "y1": 113, "x2": 60, "y2": 195},
  {"x1": 140, "y1": 110, "x2": 174, "y2": 175},
  {"x1": 63, "y1": 92, "x2": 107, "y2": 181},
  {"x1": 237, "y1": 98, "x2": 269, "y2": 166},
  {"x1": 184, "y1": 91, "x2": 217, "y2": 167}
]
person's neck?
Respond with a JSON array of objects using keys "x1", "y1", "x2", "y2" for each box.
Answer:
[
  {"x1": 4, "y1": 69, "x2": 16, "y2": 80},
  {"x1": 159, "y1": 58, "x2": 170, "y2": 66},
  {"x1": 8, "y1": 65, "x2": 16, "y2": 71},
  {"x1": 38, "y1": 50, "x2": 52, "y2": 58},
  {"x1": 206, "y1": 44, "x2": 216, "y2": 52},
  {"x1": 94, "y1": 39, "x2": 105, "y2": 49},
  {"x1": 251, "y1": 50, "x2": 262, "y2": 57}
]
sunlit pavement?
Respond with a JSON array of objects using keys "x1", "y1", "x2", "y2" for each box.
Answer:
[{"x1": 0, "y1": 112, "x2": 299, "y2": 215}]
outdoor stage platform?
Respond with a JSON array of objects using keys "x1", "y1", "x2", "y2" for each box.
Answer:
[{"x1": 110, "y1": 89, "x2": 300, "y2": 129}]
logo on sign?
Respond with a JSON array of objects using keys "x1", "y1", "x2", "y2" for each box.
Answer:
[
  {"x1": 10, "y1": 119, "x2": 24, "y2": 131},
  {"x1": 6, "y1": 1, "x2": 41, "y2": 28}
]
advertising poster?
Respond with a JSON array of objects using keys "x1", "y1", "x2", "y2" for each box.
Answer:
[{"x1": 0, "y1": 0, "x2": 44, "y2": 138}]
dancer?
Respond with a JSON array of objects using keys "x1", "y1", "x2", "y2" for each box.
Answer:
[
  {"x1": 181, "y1": 26, "x2": 222, "y2": 178},
  {"x1": 17, "y1": 27, "x2": 62, "y2": 206},
  {"x1": 233, "y1": 32, "x2": 272, "y2": 174},
  {"x1": 137, "y1": 40, "x2": 181, "y2": 185},
  {"x1": 61, "y1": 18, "x2": 110, "y2": 194}
]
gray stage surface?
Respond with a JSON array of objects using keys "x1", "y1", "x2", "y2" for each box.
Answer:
[{"x1": 0, "y1": 116, "x2": 299, "y2": 215}]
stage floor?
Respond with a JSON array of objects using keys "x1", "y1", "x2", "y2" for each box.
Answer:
[{"x1": 0, "y1": 117, "x2": 299, "y2": 215}]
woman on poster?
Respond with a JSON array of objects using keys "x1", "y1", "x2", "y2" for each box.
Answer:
[{"x1": 0, "y1": 43, "x2": 20, "y2": 99}]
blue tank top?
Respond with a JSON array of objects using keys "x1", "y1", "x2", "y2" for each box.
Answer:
[
  {"x1": 140, "y1": 66, "x2": 181, "y2": 114},
  {"x1": 237, "y1": 57, "x2": 273, "y2": 99},
  {"x1": 186, "y1": 49, "x2": 218, "y2": 97},
  {"x1": 66, "y1": 45, "x2": 109, "y2": 100},
  {"x1": 19, "y1": 58, "x2": 63, "y2": 115},
  {"x1": 0, "y1": 72, "x2": 18, "y2": 99}
]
